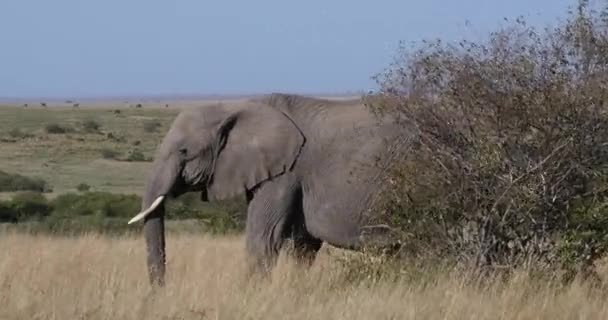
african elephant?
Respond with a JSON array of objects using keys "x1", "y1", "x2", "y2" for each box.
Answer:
[{"x1": 128, "y1": 93, "x2": 410, "y2": 286}]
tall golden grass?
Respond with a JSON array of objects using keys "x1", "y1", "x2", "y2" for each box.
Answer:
[{"x1": 1, "y1": 232, "x2": 607, "y2": 320}]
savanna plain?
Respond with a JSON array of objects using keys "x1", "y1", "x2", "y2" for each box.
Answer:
[{"x1": 1, "y1": 102, "x2": 608, "y2": 319}]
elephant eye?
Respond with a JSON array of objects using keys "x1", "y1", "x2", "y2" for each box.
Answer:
[{"x1": 179, "y1": 148, "x2": 188, "y2": 156}]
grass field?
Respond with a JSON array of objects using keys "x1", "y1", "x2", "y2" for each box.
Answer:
[
  {"x1": 1, "y1": 232, "x2": 608, "y2": 320},
  {"x1": 0, "y1": 105, "x2": 178, "y2": 198},
  {"x1": 2, "y1": 102, "x2": 608, "y2": 319}
]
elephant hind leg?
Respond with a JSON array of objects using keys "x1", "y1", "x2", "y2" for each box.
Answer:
[{"x1": 287, "y1": 182, "x2": 323, "y2": 267}]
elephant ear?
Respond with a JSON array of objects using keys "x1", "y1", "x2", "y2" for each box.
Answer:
[{"x1": 207, "y1": 104, "x2": 305, "y2": 200}]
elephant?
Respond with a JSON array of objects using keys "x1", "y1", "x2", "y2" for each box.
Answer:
[{"x1": 128, "y1": 93, "x2": 412, "y2": 286}]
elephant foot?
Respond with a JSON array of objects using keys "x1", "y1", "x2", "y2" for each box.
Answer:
[
  {"x1": 358, "y1": 224, "x2": 402, "y2": 255},
  {"x1": 244, "y1": 254, "x2": 275, "y2": 282}
]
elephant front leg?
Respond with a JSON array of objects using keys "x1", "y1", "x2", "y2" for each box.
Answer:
[{"x1": 244, "y1": 175, "x2": 301, "y2": 276}]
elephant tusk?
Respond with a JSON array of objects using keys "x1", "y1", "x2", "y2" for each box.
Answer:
[{"x1": 128, "y1": 196, "x2": 165, "y2": 224}]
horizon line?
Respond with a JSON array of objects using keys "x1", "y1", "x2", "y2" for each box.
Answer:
[{"x1": 0, "y1": 90, "x2": 368, "y2": 103}]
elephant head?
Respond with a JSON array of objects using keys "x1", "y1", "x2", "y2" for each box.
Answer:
[{"x1": 128, "y1": 102, "x2": 305, "y2": 286}]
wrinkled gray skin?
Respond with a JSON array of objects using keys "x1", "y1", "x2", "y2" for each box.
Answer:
[{"x1": 140, "y1": 93, "x2": 410, "y2": 286}]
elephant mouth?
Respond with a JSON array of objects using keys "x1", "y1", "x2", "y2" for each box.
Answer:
[
  {"x1": 128, "y1": 187, "x2": 208, "y2": 224},
  {"x1": 175, "y1": 175, "x2": 210, "y2": 202}
]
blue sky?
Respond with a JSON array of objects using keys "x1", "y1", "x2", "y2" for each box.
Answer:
[{"x1": 0, "y1": 0, "x2": 577, "y2": 98}]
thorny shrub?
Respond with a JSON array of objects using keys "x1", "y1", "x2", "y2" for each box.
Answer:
[{"x1": 368, "y1": 1, "x2": 608, "y2": 279}]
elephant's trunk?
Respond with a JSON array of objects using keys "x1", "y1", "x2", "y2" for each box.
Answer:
[
  {"x1": 143, "y1": 200, "x2": 166, "y2": 286},
  {"x1": 135, "y1": 155, "x2": 180, "y2": 286}
]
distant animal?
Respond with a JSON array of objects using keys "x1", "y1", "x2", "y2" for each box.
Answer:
[
  {"x1": 40, "y1": 103, "x2": 47, "y2": 108},
  {"x1": 128, "y1": 93, "x2": 411, "y2": 286}
]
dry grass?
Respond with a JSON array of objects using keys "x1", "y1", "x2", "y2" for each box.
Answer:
[{"x1": 1, "y1": 232, "x2": 607, "y2": 320}]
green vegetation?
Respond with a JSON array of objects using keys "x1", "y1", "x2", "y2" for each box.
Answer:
[
  {"x1": 100, "y1": 148, "x2": 119, "y2": 159},
  {"x1": 0, "y1": 191, "x2": 246, "y2": 234},
  {"x1": 8, "y1": 128, "x2": 33, "y2": 139},
  {"x1": 124, "y1": 148, "x2": 150, "y2": 162},
  {"x1": 6, "y1": 192, "x2": 51, "y2": 221},
  {"x1": 0, "y1": 170, "x2": 52, "y2": 193},
  {"x1": 100, "y1": 147, "x2": 151, "y2": 162},
  {"x1": 45, "y1": 123, "x2": 74, "y2": 134},
  {"x1": 370, "y1": 0, "x2": 608, "y2": 278},
  {"x1": 81, "y1": 119, "x2": 101, "y2": 133},
  {"x1": 76, "y1": 183, "x2": 91, "y2": 192},
  {"x1": 0, "y1": 106, "x2": 176, "y2": 195},
  {"x1": 143, "y1": 119, "x2": 162, "y2": 132}
]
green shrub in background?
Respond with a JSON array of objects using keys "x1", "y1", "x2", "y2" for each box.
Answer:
[
  {"x1": 8, "y1": 128, "x2": 34, "y2": 139},
  {"x1": 51, "y1": 192, "x2": 141, "y2": 218},
  {"x1": 143, "y1": 119, "x2": 162, "y2": 133},
  {"x1": 369, "y1": 0, "x2": 608, "y2": 278},
  {"x1": 45, "y1": 123, "x2": 74, "y2": 134},
  {"x1": 0, "y1": 170, "x2": 52, "y2": 192},
  {"x1": 0, "y1": 192, "x2": 51, "y2": 222},
  {"x1": 100, "y1": 148, "x2": 119, "y2": 159},
  {"x1": 124, "y1": 149, "x2": 149, "y2": 162},
  {"x1": 0, "y1": 201, "x2": 18, "y2": 223},
  {"x1": 81, "y1": 119, "x2": 101, "y2": 133},
  {"x1": 76, "y1": 183, "x2": 91, "y2": 192},
  {"x1": 10, "y1": 192, "x2": 51, "y2": 220},
  {"x1": 0, "y1": 191, "x2": 247, "y2": 235}
]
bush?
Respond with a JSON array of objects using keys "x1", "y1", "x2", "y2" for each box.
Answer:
[
  {"x1": 370, "y1": 1, "x2": 608, "y2": 277},
  {"x1": 124, "y1": 149, "x2": 150, "y2": 162},
  {"x1": 10, "y1": 192, "x2": 51, "y2": 220},
  {"x1": 8, "y1": 128, "x2": 33, "y2": 139},
  {"x1": 0, "y1": 190, "x2": 247, "y2": 234},
  {"x1": 100, "y1": 148, "x2": 119, "y2": 160},
  {"x1": 51, "y1": 192, "x2": 141, "y2": 218},
  {"x1": 0, "y1": 201, "x2": 17, "y2": 223},
  {"x1": 106, "y1": 132, "x2": 126, "y2": 143},
  {"x1": 0, "y1": 170, "x2": 52, "y2": 192},
  {"x1": 45, "y1": 123, "x2": 73, "y2": 134},
  {"x1": 82, "y1": 120, "x2": 101, "y2": 133},
  {"x1": 76, "y1": 183, "x2": 91, "y2": 192},
  {"x1": 143, "y1": 119, "x2": 162, "y2": 133}
]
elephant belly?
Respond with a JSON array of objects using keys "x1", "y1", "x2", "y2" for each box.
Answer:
[
  {"x1": 297, "y1": 118, "x2": 405, "y2": 248},
  {"x1": 300, "y1": 158, "x2": 384, "y2": 249},
  {"x1": 301, "y1": 188, "x2": 364, "y2": 248}
]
